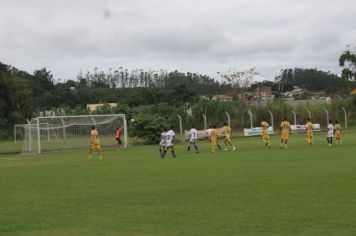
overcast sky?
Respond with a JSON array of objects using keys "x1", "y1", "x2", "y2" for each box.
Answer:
[{"x1": 0, "y1": 0, "x2": 355, "y2": 81}]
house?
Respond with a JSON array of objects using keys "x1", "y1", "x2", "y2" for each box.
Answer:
[
  {"x1": 87, "y1": 103, "x2": 118, "y2": 112},
  {"x1": 256, "y1": 87, "x2": 272, "y2": 101},
  {"x1": 199, "y1": 95, "x2": 210, "y2": 100},
  {"x1": 212, "y1": 95, "x2": 233, "y2": 101},
  {"x1": 282, "y1": 86, "x2": 305, "y2": 97}
]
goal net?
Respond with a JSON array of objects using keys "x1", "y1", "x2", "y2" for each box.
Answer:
[{"x1": 21, "y1": 114, "x2": 127, "y2": 154}]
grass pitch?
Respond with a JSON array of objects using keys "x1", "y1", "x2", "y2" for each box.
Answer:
[{"x1": 1, "y1": 132, "x2": 356, "y2": 235}]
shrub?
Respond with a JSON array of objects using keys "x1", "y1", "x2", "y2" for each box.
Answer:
[{"x1": 129, "y1": 113, "x2": 168, "y2": 144}]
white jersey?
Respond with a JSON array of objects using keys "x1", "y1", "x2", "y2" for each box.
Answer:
[
  {"x1": 165, "y1": 130, "x2": 175, "y2": 147},
  {"x1": 327, "y1": 124, "x2": 334, "y2": 137},
  {"x1": 159, "y1": 132, "x2": 166, "y2": 146},
  {"x1": 189, "y1": 128, "x2": 198, "y2": 142},
  {"x1": 206, "y1": 129, "x2": 212, "y2": 137}
]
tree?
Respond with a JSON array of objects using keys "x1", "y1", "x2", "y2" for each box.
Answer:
[
  {"x1": 33, "y1": 67, "x2": 55, "y2": 92},
  {"x1": 220, "y1": 67, "x2": 258, "y2": 96},
  {"x1": 339, "y1": 47, "x2": 356, "y2": 82},
  {"x1": 0, "y1": 71, "x2": 35, "y2": 138},
  {"x1": 275, "y1": 68, "x2": 347, "y2": 94},
  {"x1": 130, "y1": 113, "x2": 168, "y2": 144}
]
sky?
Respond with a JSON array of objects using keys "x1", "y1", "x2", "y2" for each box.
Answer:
[{"x1": 0, "y1": 0, "x2": 355, "y2": 82}]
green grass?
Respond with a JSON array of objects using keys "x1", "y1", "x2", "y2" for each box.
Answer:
[{"x1": 1, "y1": 132, "x2": 356, "y2": 235}]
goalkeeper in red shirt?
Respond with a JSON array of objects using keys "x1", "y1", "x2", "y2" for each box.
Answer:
[{"x1": 115, "y1": 127, "x2": 123, "y2": 150}]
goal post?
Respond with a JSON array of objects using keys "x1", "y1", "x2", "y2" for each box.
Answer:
[
  {"x1": 22, "y1": 114, "x2": 127, "y2": 154},
  {"x1": 14, "y1": 123, "x2": 49, "y2": 143}
]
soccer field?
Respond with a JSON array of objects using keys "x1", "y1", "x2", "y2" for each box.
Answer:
[{"x1": 1, "y1": 132, "x2": 356, "y2": 235}]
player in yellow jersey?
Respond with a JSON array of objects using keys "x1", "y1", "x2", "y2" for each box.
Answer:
[
  {"x1": 334, "y1": 120, "x2": 342, "y2": 145},
  {"x1": 305, "y1": 118, "x2": 314, "y2": 146},
  {"x1": 280, "y1": 117, "x2": 291, "y2": 149},
  {"x1": 88, "y1": 126, "x2": 102, "y2": 160},
  {"x1": 261, "y1": 118, "x2": 271, "y2": 148},
  {"x1": 209, "y1": 125, "x2": 218, "y2": 154},
  {"x1": 220, "y1": 122, "x2": 236, "y2": 151}
]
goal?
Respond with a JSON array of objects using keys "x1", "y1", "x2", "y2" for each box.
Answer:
[
  {"x1": 15, "y1": 123, "x2": 49, "y2": 143},
  {"x1": 22, "y1": 114, "x2": 127, "y2": 154}
]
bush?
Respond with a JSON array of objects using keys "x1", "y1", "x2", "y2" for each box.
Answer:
[{"x1": 129, "y1": 113, "x2": 168, "y2": 144}]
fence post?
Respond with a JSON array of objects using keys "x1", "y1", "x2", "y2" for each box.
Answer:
[
  {"x1": 306, "y1": 109, "x2": 311, "y2": 119},
  {"x1": 177, "y1": 115, "x2": 184, "y2": 143},
  {"x1": 226, "y1": 111, "x2": 231, "y2": 127},
  {"x1": 268, "y1": 110, "x2": 274, "y2": 133},
  {"x1": 203, "y1": 114, "x2": 207, "y2": 130},
  {"x1": 248, "y1": 109, "x2": 253, "y2": 128},
  {"x1": 292, "y1": 110, "x2": 297, "y2": 126},
  {"x1": 342, "y1": 107, "x2": 348, "y2": 130},
  {"x1": 324, "y1": 108, "x2": 329, "y2": 128}
]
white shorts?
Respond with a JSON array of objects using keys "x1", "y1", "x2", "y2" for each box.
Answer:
[
  {"x1": 190, "y1": 139, "x2": 197, "y2": 144},
  {"x1": 166, "y1": 141, "x2": 173, "y2": 147}
]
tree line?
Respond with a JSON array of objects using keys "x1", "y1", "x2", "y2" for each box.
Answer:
[{"x1": 0, "y1": 47, "x2": 355, "y2": 139}]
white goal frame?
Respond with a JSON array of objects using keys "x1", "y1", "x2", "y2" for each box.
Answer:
[
  {"x1": 14, "y1": 123, "x2": 50, "y2": 143},
  {"x1": 23, "y1": 114, "x2": 127, "y2": 154}
]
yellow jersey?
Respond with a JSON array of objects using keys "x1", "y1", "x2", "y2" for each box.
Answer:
[
  {"x1": 221, "y1": 125, "x2": 232, "y2": 137},
  {"x1": 305, "y1": 122, "x2": 313, "y2": 132},
  {"x1": 210, "y1": 129, "x2": 218, "y2": 143},
  {"x1": 334, "y1": 124, "x2": 341, "y2": 134},
  {"x1": 91, "y1": 130, "x2": 99, "y2": 143},
  {"x1": 280, "y1": 121, "x2": 291, "y2": 133}
]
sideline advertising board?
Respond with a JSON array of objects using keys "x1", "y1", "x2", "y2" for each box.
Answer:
[
  {"x1": 290, "y1": 124, "x2": 321, "y2": 133},
  {"x1": 243, "y1": 127, "x2": 274, "y2": 136}
]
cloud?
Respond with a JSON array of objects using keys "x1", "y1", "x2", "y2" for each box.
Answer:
[{"x1": 0, "y1": 0, "x2": 355, "y2": 80}]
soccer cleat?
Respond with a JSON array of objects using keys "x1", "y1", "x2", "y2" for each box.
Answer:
[
  {"x1": 224, "y1": 148, "x2": 228, "y2": 151},
  {"x1": 232, "y1": 147, "x2": 236, "y2": 151}
]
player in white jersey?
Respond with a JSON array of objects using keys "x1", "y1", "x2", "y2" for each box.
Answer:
[
  {"x1": 158, "y1": 128, "x2": 167, "y2": 158},
  {"x1": 206, "y1": 127, "x2": 212, "y2": 137},
  {"x1": 162, "y1": 125, "x2": 177, "y2": 158},
  {"x1": 326, "y1": 120, "x2": 334, "y2": 146},
  {"x1": 187, "y1": 125, "x2": 199, "y2": 153}
]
